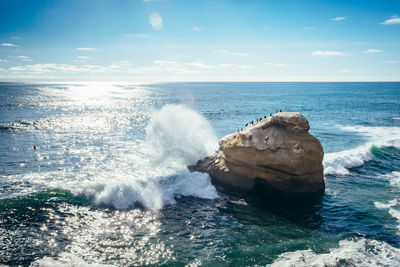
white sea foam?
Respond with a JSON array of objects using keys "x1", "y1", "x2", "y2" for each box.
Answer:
[
  {"x1": 75, "y1": 171, "x2": 218, "y2": 210},
  {"x1": 374, "y1": 198, "x2": 400, "y2": 233},
  {"x1": 71, "y1": 104, "x2": 219, "y2": 210},
  {"x1": 323, "y1": 126, "x2": 400, "y2": 175},
  {"x1": 381, "y1": 171, "x2": 400, "y2": 189},
  {"x1": 269, "y1": 238, "x2": 400, "y2": 267},
  {"x1": 30, "y1": 252, "x2": 115, "y2": 267}
]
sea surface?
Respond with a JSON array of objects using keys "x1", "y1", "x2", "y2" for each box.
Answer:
[{"x1": 0, "y1": 82, "x2": 399, "y2": 266}]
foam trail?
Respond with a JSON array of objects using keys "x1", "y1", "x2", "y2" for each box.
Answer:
[
  {"x1": 269, "y1": 238, "x2": 400, "y2": 267},
  {"x1": 323, "y1": 126, "x2": 400, "y2": 175},
  {"x1": 374, "y1": 172, "x2": 400, "y2": 233},
  {"x1": 30, "y1": 252, "x2": 115, "y2": 267},
  {"x1": 72, "y1": 104, "x2": 219, "y2": 210},
  {"x1": 385, "y1": 171, "x2": 400, "y2": 189},
  {"x1": 374, "y1": 198, "x2": 400, "y2": 234}
]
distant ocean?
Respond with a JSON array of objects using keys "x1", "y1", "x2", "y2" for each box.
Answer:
[{"x1": 0, "y1": 82, "x2": 399, "y2": 266}]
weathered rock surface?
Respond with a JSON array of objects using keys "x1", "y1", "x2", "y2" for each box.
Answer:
[{"x1": 190, "y1": 112, "x2": 325, "y2": 195}]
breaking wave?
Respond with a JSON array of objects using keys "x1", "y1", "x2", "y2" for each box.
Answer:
[
  {"x1": 70, "y1": 104, "x2": 219, "y2": 210},
  {"x1": 323, "y1": 126, "x2": 400, "y2": 175}
]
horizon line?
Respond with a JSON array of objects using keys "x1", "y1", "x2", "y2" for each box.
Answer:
[{"x1": 1, "y1": 80, "x2": 400, "y2": 84}]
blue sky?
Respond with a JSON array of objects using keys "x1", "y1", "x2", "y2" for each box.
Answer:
[{"x1": 0, "y1": 0, "x2": 399, "y2": 82}]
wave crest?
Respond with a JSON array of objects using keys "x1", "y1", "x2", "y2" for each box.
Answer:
[{"x1": 323, "y1": 126, "x2": 400, "y2": 175}]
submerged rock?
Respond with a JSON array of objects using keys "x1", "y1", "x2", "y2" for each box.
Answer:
[{"x1": 190, "y1": 112, "x2": 325, "y2": 196}]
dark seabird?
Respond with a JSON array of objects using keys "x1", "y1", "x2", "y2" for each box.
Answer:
[
  {"x1": 260, "y1": 117, "x2": 262, "y2": 121},
  {"x1": 280, "y1": 109, "x2": 282, "y2": 112},
  {"x1": 270, "y1": 113, "x2": 272, "y2": 116},
  {"x1": 33, "y1": 145, "x2": 37, "y2": 150},
  {"x1": 245, "y1": 123, "x2": 248, "y2": 127},
  {"x1": 241, "y1": 128, "x2": 243, "y2": 131},
  {"x1": 264, "y1": 115, "x2": 266, "y2": 118}
]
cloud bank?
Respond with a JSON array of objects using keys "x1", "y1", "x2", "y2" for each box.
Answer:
[{"x1": 312, "y1": 50, "x2": 348, "y2": 57}]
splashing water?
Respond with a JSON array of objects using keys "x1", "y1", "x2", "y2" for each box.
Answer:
[
  {"x1": 145, "y1": 104, "x2": 218, "y2": 168},
  {"x1": 72, "y1": 104, "x2": 219, "y2": 210}
]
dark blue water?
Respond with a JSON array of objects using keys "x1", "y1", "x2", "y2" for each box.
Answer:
[{"x1": 0, "y1": 82, "x2": 399, "y2": 266}]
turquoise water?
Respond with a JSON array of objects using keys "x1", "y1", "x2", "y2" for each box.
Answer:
[{"x1": 0, "y1": 82, "x2": 399, "y2": 266}]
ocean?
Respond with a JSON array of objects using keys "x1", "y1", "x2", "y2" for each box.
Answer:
[{"x1": 0, "y1": 82, "x2": 399, "y2": 266}]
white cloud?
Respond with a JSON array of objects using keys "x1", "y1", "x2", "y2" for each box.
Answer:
[
  {"x1": 184, "y1": 60, "x2": 252, "y2": 70},
  {"x1": 340, "y1": 69, "x2": 350, "y2": 73},
  {"x1": 16, "y1": 56, "x2": 32, "y2": 61},
  {"x1": 304, "y1": 26, "x2": 317, "y2": 30},
  {"x1": 261, "y1": 43, "x2": 272, "y2": 49},
  {"x1": 154, "y1": 60, "x2": 177, "y2": 65},
  {"x1": 384, "y1": 60, "x2": 398, "y2": 63},
  {"x1": 312, "y1": 50, "x2": 348, "y2": 57},
  {"x1": 214, "y1": 49, "x2": 248, "y2": 56},
  {"x1": 77, "y1": 56, "x2": 90, "y2": 59},
  {"x1": 125, "y1": 33, "x2": 150, "y2": 38},
  {"x1": 364, "y1": 49, "x2": 383, "y2": 53},
  {"x1": 6, "y1": 59, "x2": 254, "y2": 78},
  {"x1": 184, "y1": 60, "x2": 215, "y2": 69},
  {"x1": 381, "y1": 16, "x2": 400, "y2": 25},
  {"x1": 192, "y1": 26, "x2": 201, "y2": 31},
  {"x1": 9, "y1": 63, "x2": 124, "y2": 74},
  {"x1": 149, "y1": 12, "x2": 163, "y2": 30},
  {"x1": 332, "y1": 16, "x2": 346, "y2": 21},
  {"x1": 10, "y1": 36, "x2": 22, "y2": 40},
  {"x1": 76, "y1": 47, "x2": 97, "y2": 51},
  {"x1": 1, "y1": 43, "x2": 17, "y2": 47},
  {"x1": 264, "y1": 62, "x2": 287, "y2": 67}
]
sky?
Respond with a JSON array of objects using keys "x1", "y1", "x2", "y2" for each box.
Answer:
[{"x1": 0, "y1": 0, "x2": 399, "y2": 82}]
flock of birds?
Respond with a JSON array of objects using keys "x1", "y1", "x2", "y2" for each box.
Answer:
[{"x1": 237, "y1": 109, "x2": 283, "y2": 132}]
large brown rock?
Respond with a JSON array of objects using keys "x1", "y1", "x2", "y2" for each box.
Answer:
[{"x1": 190, "y1": 112, "x2": 325, "y2": 195}]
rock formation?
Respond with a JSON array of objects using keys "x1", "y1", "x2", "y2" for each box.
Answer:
[{"x1": 190, "y1": 112, "x2": 325, "y2": 196}]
